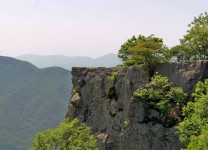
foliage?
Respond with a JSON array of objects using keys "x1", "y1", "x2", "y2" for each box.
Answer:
[
  {"x1": 170, "y1": 12, "x2": 208, "y2": 61},
  {"x1": 135, "y1": 74, "x2": 186, "y2": 126},
  {"x1": 170, "y1": 45, "x2": 191, "y2": 61},
  {"x1": 108, "y1": 71, "x2": 118, "y2": 84},
  {"x1": 192, "y1": 79, "x2": 208, "y2": 99},
  {"x1": 176, "y1": 79, "x2": 208, "y2": 149},
  {"x1": 30, "y1": 118, "x2": 98, "y2": 150},
  {"x1": 186, "y1": 124, "x2": 208, "y2": 150},
  {"x1": 118, "y1": 35, "x2": 169, "y2": 74},
  {"x1": 0, "y1": 56, "x2": 71, "y2": 150}
]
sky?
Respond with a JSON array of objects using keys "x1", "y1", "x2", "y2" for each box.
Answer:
[{"x1": 0, "y1": 0, "x2": 207, "y2": 58}]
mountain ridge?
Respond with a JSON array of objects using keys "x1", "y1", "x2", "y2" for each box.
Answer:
[
  {"x1": 0, "y1": 56, "x2": 72, "y2": 150},
  {"x1": 16, "y1": 53, "x2": 121, "y2": 69}
]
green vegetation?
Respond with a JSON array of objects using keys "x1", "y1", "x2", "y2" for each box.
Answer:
[
  {"x1": 176, "y1": 79, "x2": 208, "y2": 150},
  {"x1": 118, "y1": 35, "x2": 169, "y2": 75},
  {"x1": 170, "y1": 12, "x2": 208, "y2": 61},
  {"x1": 116, "y1": 12, "x2": 208, "y2": 147},
  {"x1": 107, "y1": 71, "x2": 118, "y2": 100},
  {"x1": 117, "y1": 12, "x2": 208, "y2": 71},
  {"x1": 1, "y1": 11, "x2": 208, "y2": 150},
  {"x1": 108, "y1": 71, "x2": 118, "y2": 84},
  {"x1": 0, "y1": 56, "x2": 71, "y2": 150},
  {"x1": 31, "y1": 118, "x2": 98, "y2": 150},
  {"x1": 135, "y1": 74, "x2": 186, "y2": 126}
]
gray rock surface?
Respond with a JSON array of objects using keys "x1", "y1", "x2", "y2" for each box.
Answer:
[
  {"x1": 66, "y1": 61, "x2": 208, "y2": 150},
  {"x1": 156, "y1": 61, "x2": 208, "y2": 94}
]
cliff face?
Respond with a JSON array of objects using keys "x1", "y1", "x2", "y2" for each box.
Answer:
[{"x1": 66, "y1": 61, "x2": 208, "y2": 150}]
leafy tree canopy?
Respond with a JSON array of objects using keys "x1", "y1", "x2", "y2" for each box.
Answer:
[
  {"x1": 118, "y1": 35, "x2": 169, "y2": 74},
  {"x1": 176, "y1": 79, "x2": 208, "y2": 149},
  {"x1": 171, "y1": 12, "x2": 208, "y2": 61},
  {"x1": 30, "y1": 118, "x2": 98, "y2": 150}
]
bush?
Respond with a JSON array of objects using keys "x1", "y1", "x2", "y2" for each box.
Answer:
[
  {"x1": 30, "y1": 118, "x2": 98, "y2": 150},
  {"x1": 108, "y1": 71, "x2": 118, "y2": 84},
  {"x1": 176, "y1": 79, "x2": 208, "y2": 149},
  {"x1": 135, "y1": 74, "x2": 186, "y2": 126},
  {"x1": 187, "y1": 124, "x2": 208, "y2": 150}
]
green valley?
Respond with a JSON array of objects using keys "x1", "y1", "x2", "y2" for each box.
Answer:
[{"x1": 0, "y1": 56, "x2": 72, "y2": 150}]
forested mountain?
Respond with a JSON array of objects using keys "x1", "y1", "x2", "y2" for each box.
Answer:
[
  {"x1": 0, "y1": 56, "x2": 71, "y2": 150},
  {"x1": 16, "y1": 53, "x2": 121, "y2": 69}
]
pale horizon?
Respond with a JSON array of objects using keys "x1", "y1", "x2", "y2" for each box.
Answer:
[
  {"x1": 0, "y1": 0, "x2": 207, "y2": 58},
  {"x1": 14, "y1": 52, "x2": 117, "y2": 59}
]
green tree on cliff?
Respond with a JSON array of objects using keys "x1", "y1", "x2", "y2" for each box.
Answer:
[
  {"x1": 118, "y1": 34, "x2": 169, "y2": 75},
  {"x1": 171, "y1": 12, "x2": 208, "y2": 61},
  {"x1": 176, "y1": 79, "x2": 208, "y2": 150},
  {"x1": 30, "y1": 118, "x2": 98, "y2": 150},
  {"x1": 135, "y1": 74, "x2": 186, "y2": 127}
]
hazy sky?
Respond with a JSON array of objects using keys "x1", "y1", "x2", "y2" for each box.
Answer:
[{"x1": 0, "y1": 0, "x2": 207, "y2": 58}]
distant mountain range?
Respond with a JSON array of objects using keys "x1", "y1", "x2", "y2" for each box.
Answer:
[
  {"x1": 0, "y1": 53, "x2": 120, "y2": 149},
  {"x1": 0, "y1": 56, "x2": 71, "y2": 150},
  {"x1": 16, "y1": 53, "x2": 121, "y2": 70}
]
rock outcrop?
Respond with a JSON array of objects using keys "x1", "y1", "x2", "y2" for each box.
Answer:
[{"x1": 66, "y1": 61, "x2": 208, "y2": 150}]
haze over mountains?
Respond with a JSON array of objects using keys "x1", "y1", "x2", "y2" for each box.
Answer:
[
  {"x1": 0, "y1": 56, "x2": 71, "y2": 150},
  {"x1": 16, "y1": 53, "x2": 121, "y2": 69}
]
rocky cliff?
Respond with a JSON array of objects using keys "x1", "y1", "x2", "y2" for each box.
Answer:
[{"x1": 66, "y1": 61, "x2": 208, "y2": 150}]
